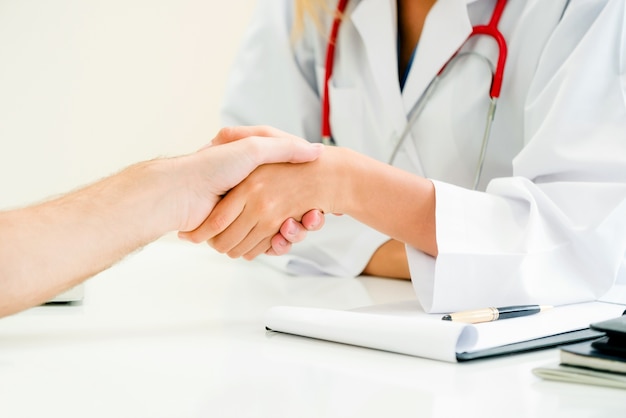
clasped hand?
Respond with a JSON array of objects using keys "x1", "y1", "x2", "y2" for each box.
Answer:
[{"x1": 180, "y1": 126, "x2": 334, "y2": 259}]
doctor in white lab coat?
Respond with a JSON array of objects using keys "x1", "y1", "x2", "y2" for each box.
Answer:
[{"x1": 212, "y1": 0, "x2": 626, "y2": 312}]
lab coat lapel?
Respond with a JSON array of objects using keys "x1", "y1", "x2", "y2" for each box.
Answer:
[
  {"x1": 350, "y1": 0, "x2": 405, "y2": 128},
  {"x1": 402, "y1": 0, "x2": 473, "y2": 110},
  {"x1": 350, "y1": 0, "x2": 474, "y2": 122}
]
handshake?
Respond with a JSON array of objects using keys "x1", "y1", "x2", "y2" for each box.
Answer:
[{"x1": 174, "y1": 125, "x2": 333, "y2": 259}]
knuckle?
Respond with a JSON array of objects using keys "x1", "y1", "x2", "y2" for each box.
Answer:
[
  {"x1": 217, "y1": 126, "x2": 234, "y2": 138},
  {"x1": 226, "y1": 250, "x2": 241, "y2": 259},
  {"x1": 243, "y1": 252, "x2": 257, "y2": 261},
  {"x1": 252, "y1": 193, "x2": 278, "y2": 215},
  {"x1": 257, "y1": 125, "x2": 274, "y2": 136},
  {"x1": 209, "y1": 237, "x2": 230, "y2": 254},
  {"x1": 185, "y1": 234, "x2": 204, "y2": 244},
  {"x1": 206, "y1": 214, "x2": 231, "y2": 236}
]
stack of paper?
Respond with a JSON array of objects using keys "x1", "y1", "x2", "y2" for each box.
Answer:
[
  {"x1": 532, "y1": 363, "x2": 626, "y2": 389},
  {"x1": 533, "y1": 314, "x2": 626, "y2": 389}
]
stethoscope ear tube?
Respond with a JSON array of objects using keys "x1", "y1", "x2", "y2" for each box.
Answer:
[
  {"x1": 473, "y1": 98, "x2": 497, "y2": 190},
  {"x1": 387, "y1": 76, "x2": 440, "y2": 165}
]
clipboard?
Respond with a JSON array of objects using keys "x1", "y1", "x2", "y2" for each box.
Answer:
[{"x1": 265, "y1": 300, "x2": 625, "y2": 362}]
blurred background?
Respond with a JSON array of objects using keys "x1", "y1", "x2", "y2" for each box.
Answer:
[{"x1": 0, "y1": 0, "x2": 256, "y2": 209}]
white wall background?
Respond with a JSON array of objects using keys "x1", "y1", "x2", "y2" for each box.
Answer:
[{"x1": 0, "y1": 0, "x2": 256, "y2": 209}]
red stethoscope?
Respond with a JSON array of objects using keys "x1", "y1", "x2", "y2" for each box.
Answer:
[{"x1": 321, "y1": 0, "x2": 508, "y2": 189}]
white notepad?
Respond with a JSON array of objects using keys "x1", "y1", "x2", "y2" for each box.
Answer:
[{"x1": 265, "y1": 300, "x2": 626, "y2": 362}]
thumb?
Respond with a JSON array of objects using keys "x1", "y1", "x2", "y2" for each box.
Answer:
[
  {"x1": 211, "y1": 126, "x2": 275, "y2": 146},
  {"x1": 226, "y1": 135, "x2": 324, "y2": 166},
  {"x1": 252, "y1": 137, "x2": 325, "y2": 165}
]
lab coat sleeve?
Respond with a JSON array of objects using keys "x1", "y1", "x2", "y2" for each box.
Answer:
[
  {"x1": 410, "y1": 1, "x2": 626, "y2": 313},
  {"x1": 221, "y1": 0, "x2": 391, "y2": 277},
  {"x1": 411, "y1": 180, "x2": 626, "y2": 313}
]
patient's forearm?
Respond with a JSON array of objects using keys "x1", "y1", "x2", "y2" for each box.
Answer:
[{"x1": 0, "y1": 160, "x2": 173, "y2": 317}]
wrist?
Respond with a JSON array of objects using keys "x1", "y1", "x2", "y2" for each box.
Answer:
[
  {"x1": 117, "y1": 158, "x2": 183, "y2": 236},
  {"x1": 327, "y1": 147, "x2": 376, "y2": 217},
  {"x1": 324, "y1": 148, "x2": 437, "y2": 256}
]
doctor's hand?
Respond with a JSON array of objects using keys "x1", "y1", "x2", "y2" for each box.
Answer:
[{"x1": 267, "y1": 209, "x2": 326, "y2": 256}]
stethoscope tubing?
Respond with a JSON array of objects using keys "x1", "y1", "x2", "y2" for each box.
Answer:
[{"x1": 321, "y1": 0, "x2": 509, "y2": 190}]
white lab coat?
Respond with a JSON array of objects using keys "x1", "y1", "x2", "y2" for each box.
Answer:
[{"x1": 221, "y1": 0, "x2": 626, "y2": 312}]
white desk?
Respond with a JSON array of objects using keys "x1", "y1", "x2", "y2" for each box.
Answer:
[{"x1": 0, "y1": 239, "x2": 624, "y2": 418}]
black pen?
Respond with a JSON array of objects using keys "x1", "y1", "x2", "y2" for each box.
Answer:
[{"x1": 441, "y1": 305, "x2": 553, "y2": 324}]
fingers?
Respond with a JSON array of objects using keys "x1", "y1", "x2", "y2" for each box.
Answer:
[
  {"x1": 266, "y1": 234, "x2": 291, "y2": 257},
  {"x1": 273, "y1": 211, "x2": 324, "y2": 245},
  {"x1": 279, "y1": 218, "x2": 308, "y2": 244},
  {"x1": 180, "y1": 193, "x2": 246, "y2": 244},
  {"x1": 206, "y1": 210, "x2": 324, "y2": 260},
  {"x1": 196, "y1": 210, "x2": 325, "y2": 260},
  {"x1": 301, "y1": 209, "x2": 325, "y2": 232},
  {"x1": 198, "y1": 188, "x2": 278, "y2": 258},
  {"x1": 206, "y1": 211, "x2": 323, "y2": 260},
  {"x1": 264, "y1": 210, "x2": 326, "y2": 257},
  {"x1": 244, "y1": 136, "x2": 324, "y2": 166},
  {"x1": 211, "y1": 126, "x2": 298, "y2": 145},
  {"x1": 212, "y1": 126, "x2": 324, "y2": 165}
]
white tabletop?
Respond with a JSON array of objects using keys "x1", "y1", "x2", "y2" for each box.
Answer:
[{"x1": 1, "y1": 238, "x2": 624, "y2": 418}]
